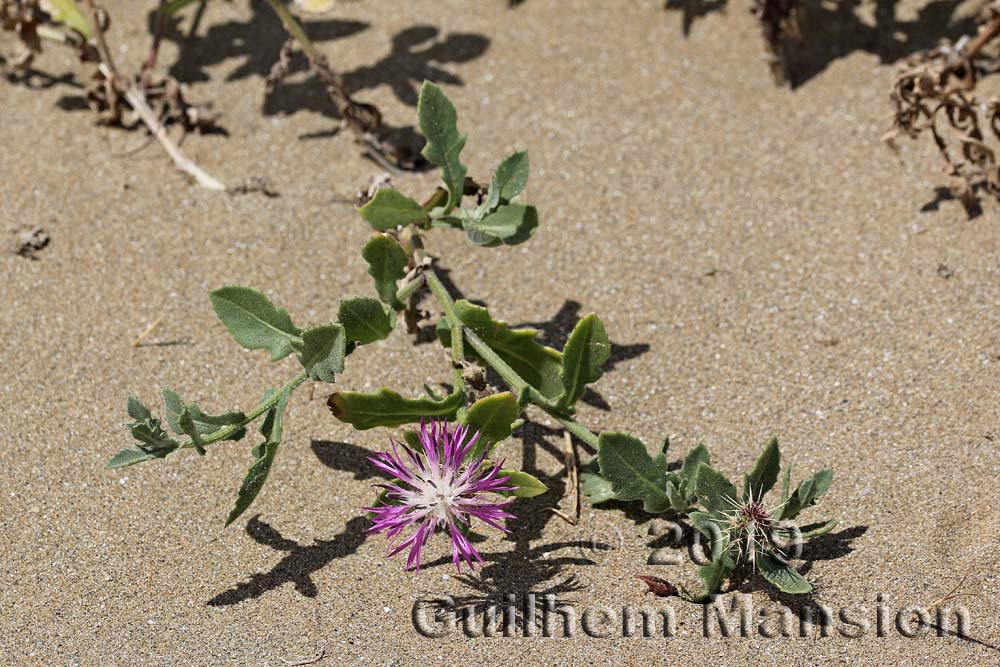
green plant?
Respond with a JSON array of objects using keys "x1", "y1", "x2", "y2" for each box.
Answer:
[
  {"x1": 589, "y1": 435, "x2": 835, "y2": 598},
  {"x1": 108, "y1": 81, "x2": 609, "y2": 531}
]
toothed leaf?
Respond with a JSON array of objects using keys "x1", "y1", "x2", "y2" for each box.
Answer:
[
  {"x1": 436, "y1": 300, "x2": 563, "y2": 400},
  {"x1": 328, "y1": 388, "x2": 462, "y2": 430},
  {"x1": 209, "y1": 286, "x2": 301, "y2": 361},
  {"x1": 580, "y1": 458, "x2": 616, "y2": 504},
  {"x1": 596, "y1": 433, "x2": 670, "y2": 513},
  {"x1": 418, "y1": 81, "x2": 466, "y2": 212},
  {"x1": 361, "y1": 234, "x2": 409, "y2": 311},
  {"x1": 557, "y1": 313, "x2": 610, "y2": 410},
  {"x1": 462, "y1": 392, "x2": 519, "y2": 459},
  {"x1": 777, "y1": 469, "x2": 833, "y2": 521},
  {"x1": 338, "y1": 297, "x2": 394, "y2": 346},
  {"x1": 463, "y1": 203, "x2": 538, "y2": 247},
  {"x1": 758, "y1": 554, "x2": 812, "y2": 594},
  {"x1": 161, "y1": 389, "x2": 246, "y2": 441},
  {"x1": 297, "y1": 323, "x2": 346, "y2": 383},
  {"x1": 743, "y1": 437, "x2": 781, "y2": 500},
  {"x1": 225, "y1": 389, "x2": 289, "y2": 526},
  {"x1": 485, "y1": 150, "x2": 529, "y2": 211},
  {"x1": 495, "y1": 468, "x2": 546, "y2": 498},
  {"x1": 358, "y1": 188, "x2": 429, "y2": 231},
  {"x1": 694, "y1": 462, "x2": 737, "y2": 518}
]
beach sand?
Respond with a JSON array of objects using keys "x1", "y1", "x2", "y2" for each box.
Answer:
[{"x1": 1, "y1": 0, "x2": 998, "y2": 664}]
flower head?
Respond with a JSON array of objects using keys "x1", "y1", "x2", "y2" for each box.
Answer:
[
  {"x1": 710, "y1": 487, "x2": 788, "y2": 569},
  {"x1": 363, "y1": 419, "x2": 517, "y2": 573}
]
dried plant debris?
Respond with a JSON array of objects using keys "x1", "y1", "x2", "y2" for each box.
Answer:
[
  {"x1": 229, "y1": 176, "x2": 280, "y2": 198},
  {"x1": 1, "y1": 0, "x2": 97, "y2": 70},
  {"x1": 752, "y1": 0, "x2": 801, "y2": 85},
  {"x1": 887, "y1": 2, "x2": 1000, "y2": 207},
  {"x1": 84, "y1": 67, "x2": 219, "y2": 133},
  {"x1": 355, "y1": 172, "x2": 393, "y2": 206},
  {"x1": 11, "y1": 226, "x2": 50, "y2": 259}
]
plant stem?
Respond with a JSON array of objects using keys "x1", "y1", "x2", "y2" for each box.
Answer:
[
  {"x1": 263, "y1": 0, "x2": 321, "y2": 62},
  {"x1": 424, "y1": 267, "x2": 600, "y2": 449},
  {"x1": 395, "y1": 273, "x2": 425, "y2": 302},
  {"x1": 425, "y1": 269, "x2": 466, "y2": 396},
  {"x1": 179, "y1": 370, "x2": 308, "y2": 449}
]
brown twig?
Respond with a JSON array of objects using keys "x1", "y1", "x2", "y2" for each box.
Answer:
[
  {"x1": 132, "y1": 312, "x2": 166, "y2": 348},
  {"x1": 547, "y1": 431, "x2": 579, "y2": 525}
]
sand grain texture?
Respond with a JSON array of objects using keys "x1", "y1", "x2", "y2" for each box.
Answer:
[{"x1": 1, "y1": 0, "x2": 998, "y2": 665}]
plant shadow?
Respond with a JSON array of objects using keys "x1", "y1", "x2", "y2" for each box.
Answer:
[
  {"x1": 663, "y1": 0, "x2": 980, "y2": 88},
  {"x1": 156, "y1": 0, "x2": 489, "y2": 113},
  {"x1": 206, "y1": 514, "x2": 370, "y2": 605},
  {"x1": 412, "y1": 295, "x2": 651, "y2": 412}
]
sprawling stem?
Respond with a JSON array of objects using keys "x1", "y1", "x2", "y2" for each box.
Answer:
[
  {"x1": 425, "y1": 268, "x2": 466, "y2": 397},
  {"x1": 424, "y1": 266, "x2": 600, "y2": 449},
  {"x1": 177, "y1": 370, "x2": 308, "y2": 450}
]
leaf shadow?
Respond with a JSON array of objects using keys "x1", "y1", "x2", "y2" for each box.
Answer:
[
  {"x1": 156, "y1": 1, "x2": 489, "y2": 114},
  {"x1": 510, "y1": 300, "x2": 652, "y2": 412},
  {"x1": 310, "y1": 438, "x2": 381, "y2": 480},
  {"x1": 155, "y1": 0, "x2": 370, "y2": 84},
  {"x1": 798, "y1": 524, "x2": 868, "y2": 561},
  {"x1": 206, "y1": 514, "x2": 370, "y2": 605}
]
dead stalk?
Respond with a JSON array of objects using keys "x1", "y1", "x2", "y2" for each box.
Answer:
[{"x1": 81, "y1": 0, "x2": 225, "y2": 190}]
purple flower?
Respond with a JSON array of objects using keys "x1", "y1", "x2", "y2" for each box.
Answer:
[{"x1": 363, "y1": 419, "x2": 517, "y2": 573}]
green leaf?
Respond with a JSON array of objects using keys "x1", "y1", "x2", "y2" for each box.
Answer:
[
  {"x1": 125, "y1": 396, "x2": 178, "y2": 453},
  {"x1": 556, "y1": 313, "x2": 610, "y2": 410},
  {"x1": 464, "y1": 203, "x2": 538, "y2": 247},
  {"x1": 106, "y1": 448, "x2": 157, "y2": 469},
  {"x1": 401, "y1": 429, "x2": 421, "y2": 450},
  {"x1": 338, "y1": 297, "x2": 394, "y2": 345},
  {"x1": 463, "y1": 392, "x2": 519, "y2": 459},
  {"x1": 784, "y1": 519, "x2": 838, "y2": 539},
  {"x1": 297, "y1": 324, "x2": 346, "y2": 383},
  {"x1": 777, "y1": 469, "x2": 833, "y2": 521},
  {"x1": 361, "y1": 234, "x2": 409, "y2": 311},
  {"x1": 780, "y1": 465, "x2": 792, "y2": 504},
  {"x1": 744, "y1": 437, "x2": 781, "y2": 500},
  {"x1": 680, "y1": 444, "x2": 710, "y2": 482},
  {"x1": 580, "y1": 458, "x2": 616, "y2": 504},
  {"x1": 418, "y1": 81, "x2": 467, "y2": 212},
  {"x1": 110, "y1": 395, "x2": 179, "y2": 468},
  {"x1": 163, "y1": 0, "x2": 201, "y2": 16},
  {"x1": 486, "y1": 151, "x2": 529, "y2": 211},
  {"x1": 225, "y1": 390, "x2": 289, "y2": 526},
  {"x1": 597, "y1": 433, "x2": 670, "y2": 513},
  {"x1": 437, "y1": 300, "x2": 563, "y2": 400},
  {"x1": 43, "y1": 0, "x2": 92, "y2": 38},
  {"x1": 758, "y1": 554, "x2": 812, "y2": 594},
  {"x1": 696, "y1": 551, "x2": 737, "y2": 599},
  {"x1": 328, "y1": 388, "x2": 462, "y2": 430},
  {"x1": 694, "y1": 463, "x2": 738, "y2": 517},
  {"x1": 358, "y1": 189, "x2": 430, "y2": 231},
  {"x1": 209, "y1": 286, "x2": 301, "y2": 361},
  {"x1": 126, "y1": 394, "x2": 152, "y2": 422},
  {"x1": 161, "y1": 389, "x2": 246, "y2": 441},
  {"x1": 496, "y1": 468, "x2": 546, "y2": 498}
]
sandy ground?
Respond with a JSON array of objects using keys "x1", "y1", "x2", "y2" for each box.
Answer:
[{"x1": 2, "y1": 0, "x2": 999, "y2": 664}]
